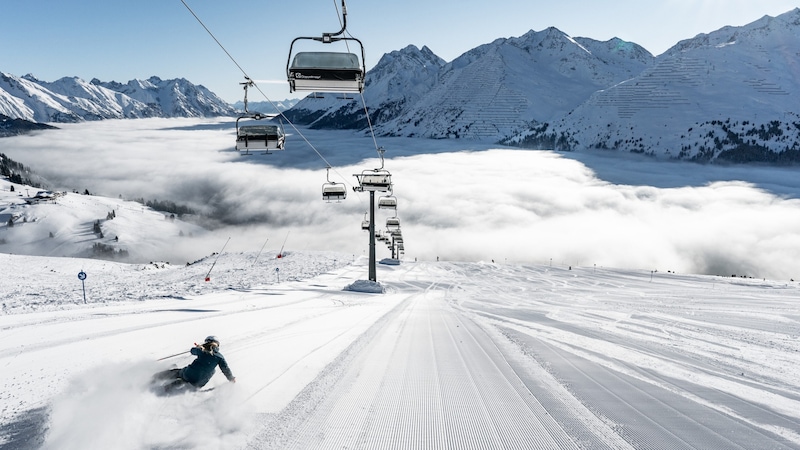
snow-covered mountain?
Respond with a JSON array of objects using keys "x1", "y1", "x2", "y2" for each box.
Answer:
[
  {"x1": 285, "y1": 8, "x2": 800, "y2": 163},
  {"x1": 284, "y1": 34, "x2": 654, "y2": 139},
  {"x1": 92, "y1": 76, "x2": 235, "y2": 118},
  {"x1": 505, "y1": 8, "x2": 800, "y2": 163},
  {"x1": 0, "y1": 73, "x2": 235, "y2": 123}
]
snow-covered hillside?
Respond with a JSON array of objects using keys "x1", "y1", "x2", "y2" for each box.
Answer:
[
  {"x1": 0, "y1": 176, "x2": 207, "y2": 263},
  {"x1": 1, "y1": 252, "x2": 799, "y2": 449},
  {"x1": 507, "y1": 8, "x2": 800, "y2": 163},
  {"x1": 0, "y1": 73, "x2": 234, "y2": 123}
]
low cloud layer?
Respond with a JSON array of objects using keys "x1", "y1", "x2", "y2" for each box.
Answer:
[{"x1": 5, "y1": 118, "x2": 800, "y2": 280}]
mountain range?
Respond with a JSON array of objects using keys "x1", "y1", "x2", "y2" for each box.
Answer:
[
  {"x1": 285, "y1": 8, "x2": 800, "y2": 164},
  {"x1": 3, "y1": 8, "x2": 800, "y2": 163},
  {"x1": 0, "y1": 74, "x2": 234, "y2": 129}
]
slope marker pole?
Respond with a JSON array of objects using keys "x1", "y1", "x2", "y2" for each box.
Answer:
[
  {"x1": 205, "y1": 237, "x2": 231, "y2": 281},
  {"x1": 277, "y1": 231, "x2": 290, "y2": 259},
  {"x1": 252, "y1": 237, "x2": 269, "y2": 267}
]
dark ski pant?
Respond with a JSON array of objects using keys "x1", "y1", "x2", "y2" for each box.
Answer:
[{"x1": 152, "y1": 368, "x2": 195, "y2": 394}]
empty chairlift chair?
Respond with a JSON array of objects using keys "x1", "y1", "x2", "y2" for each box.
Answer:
[
  {"x1": 355, "y1": 169, "x2": 392, "y2": 192},
  {"x1": 322, "y1": 167, "x2": 347, "y2": 202},
  {"x1": 322, "y1": 183, "x2": 347, "y2": 202},
  {"x1": 288, "y1": 51, "x2": 365, "y2": 93},
  {"x1": 386, "y1": 217, "x2": 400, "y2": 232},
  {"x1": 378, "y1": 195, "x2": 397, "y2": 210},
  {"x1": 286, "y1": 2, "x2": 366, "y2": 94},
  {"x1": 234, "y1": 78, "x2": 286, "y2": 155},
  {"x1": 236, "y1": 119, "x2": 286, "y2": 155}
]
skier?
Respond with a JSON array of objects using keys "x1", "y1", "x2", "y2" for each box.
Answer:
[{"x1": 152, "y1": 335, "x2": 236, "y2": 395}]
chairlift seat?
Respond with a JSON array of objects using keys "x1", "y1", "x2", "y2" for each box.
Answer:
[
  {"x1": 356, "y1": 170, "x2": 392, "y2": 192},
  {"x1": 378, "y1": 196, "x2": 397, "y2": 210},
  {"x1": 386, "y1": 217, "x2": 400, "y2": 231},
  {"x1": 236, "y1": 124, "x2": 285, "y2": 151},
  {"x1": 289, "y1": 52, "x2": 364, "y2": 93},
  {"x1": 322, "y1": 183, "x2": 347, "y2": 202}
]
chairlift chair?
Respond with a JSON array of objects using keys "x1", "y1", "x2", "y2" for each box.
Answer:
[
  {"x1": 286, "y1": 1, "x2": 366, "y2": 94},
  {"x1": 236, "y1": 116, "x2": 286, "y2": 155},
  {"x1": 378, "y1": 195, "x2": 397, "y2": 210},
  {"x1": 322, "y1": 183, "x2": 347, "y2": 202},
  {"x1": 235, "y1": 78, "x2": 285, "y2": 155},
  {"x1": 288, "y1": 51, "x2": 365, "y2": 93},
  {"x1": 355, "y1": 169, "x2": 392, "y2": 192},
  {"x1": 322, "y1": 167, "x2": 347, "y2": 202},
  {"x1": 361, "y1": 212, "x2": 370, "y2": 231},
  {"x1": 386, "y1": 217, "x2": 400, "y2": 231}
]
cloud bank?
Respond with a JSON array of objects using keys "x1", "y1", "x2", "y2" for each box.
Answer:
[{"x1": 5, "y1": 118, "x2": 800, "y2": 280}]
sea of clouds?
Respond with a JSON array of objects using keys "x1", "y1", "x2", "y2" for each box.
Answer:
[{"x1": 5, "y1": 118, "x2": 800, "y2": 280}]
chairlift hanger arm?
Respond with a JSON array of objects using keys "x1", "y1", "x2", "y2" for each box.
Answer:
[
  {"x1": 240, "y1": 77, "x2": 255, "y2": 113},
  {"x1": 327, "y1": 0, "x2": 349, "y2": 40}
]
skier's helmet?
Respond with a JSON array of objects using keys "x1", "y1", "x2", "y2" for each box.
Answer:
[{"x1": 204, "y1": 335, "x2": 220, "y2": 346}]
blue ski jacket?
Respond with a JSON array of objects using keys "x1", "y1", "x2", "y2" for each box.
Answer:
[{"x1": 179, "y1": 346, "x2": 235, "y2": 388}]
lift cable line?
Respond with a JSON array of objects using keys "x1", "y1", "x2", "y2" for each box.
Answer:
[{"x1": 178, "y1": 0, "x2": 374, "y2": 197}]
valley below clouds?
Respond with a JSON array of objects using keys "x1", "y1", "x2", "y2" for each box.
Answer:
[{"x1": 5, "y1": 118, "x2": 800, "y2": 280}]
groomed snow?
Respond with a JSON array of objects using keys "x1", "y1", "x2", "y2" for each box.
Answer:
[{"x1": 0, "y1": 253, "x2": 799, "y2": 449}]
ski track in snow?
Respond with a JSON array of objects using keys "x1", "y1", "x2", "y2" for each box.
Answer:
[{"x1": 1, "y1": 254, "x2": 800, "y2": 449}]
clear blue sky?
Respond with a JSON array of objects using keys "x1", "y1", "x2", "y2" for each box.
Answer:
[{"x1": 1, "y1": 0, "x2": 797, "y2": 103}]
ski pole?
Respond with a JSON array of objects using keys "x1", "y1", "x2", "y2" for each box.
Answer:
[
  {"x1": 157, "y1": 342, "x2": 200, "y2": 361},
  {"x1": 157, "y1": 350, "x2": 188, "y2": 361}
]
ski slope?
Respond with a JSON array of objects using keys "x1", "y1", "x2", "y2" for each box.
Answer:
[{"x1": 1, "y1": 252, "x2": 799, "y2": 449}]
